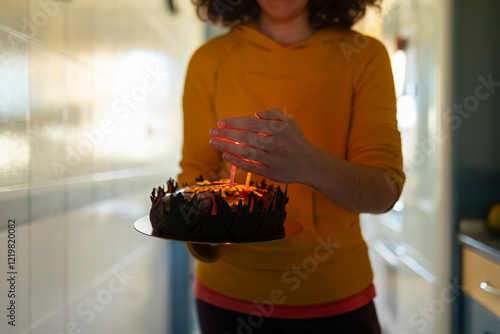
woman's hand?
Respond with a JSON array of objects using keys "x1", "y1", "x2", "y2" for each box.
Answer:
[
  {"x1": 209, "y1": 108, "x2": 400, "y2": 213},
  {"x1": 208, "y1": 108, "x2": 314, "y2": 184}
]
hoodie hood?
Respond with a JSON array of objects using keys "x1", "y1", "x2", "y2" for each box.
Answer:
[{"x1": 231, "y1": 21, "x2": 348, "y2": 51}]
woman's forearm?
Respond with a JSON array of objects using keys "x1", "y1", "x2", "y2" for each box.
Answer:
[
  {"x1": 303, "y1": 145, "x2": 399, "y2": 214},
  {"x1": 209, "y1": 109, "x2": 401, "y2": 213}
]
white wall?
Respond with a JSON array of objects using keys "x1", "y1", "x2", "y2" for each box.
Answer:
[{"x1": 0, "y1": 0, "x2": 204, "y2": 333}]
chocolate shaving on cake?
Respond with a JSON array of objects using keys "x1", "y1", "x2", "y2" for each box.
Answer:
[
  {"x1": 166, "y1": 178, "x2": 178, "y2": 193},
  {"x1": 149, "y1": 178, "x2": 288, "y2": 242}
]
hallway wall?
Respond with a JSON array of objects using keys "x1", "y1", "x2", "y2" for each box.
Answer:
[{"x1": 0, "y1": 0, "x2": 204, "y2": 332}]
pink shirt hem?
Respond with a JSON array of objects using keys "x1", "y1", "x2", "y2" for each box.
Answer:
[{"x1": 194, "y1": 278, "x2": 376, "y2": 319}]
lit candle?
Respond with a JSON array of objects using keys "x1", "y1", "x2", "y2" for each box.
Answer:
[
  {"x1": 245, "y1": 172, "x2": 252, "y2": 188},
  {"x1": 229, "y1": 165, "x2": 236, "y2": 188}
]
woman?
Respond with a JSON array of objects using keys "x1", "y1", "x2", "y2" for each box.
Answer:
[{"x1": 178, "y1": 0, "x2": 405, "y2": 332}]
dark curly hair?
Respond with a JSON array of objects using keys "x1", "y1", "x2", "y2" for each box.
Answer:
[{"x1": 192, "y1": 0, "x2": 380, "y2": 30}]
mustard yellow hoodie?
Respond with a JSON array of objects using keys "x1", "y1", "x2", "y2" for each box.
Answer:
[{"x1": 179, "y1": 23, "x2": 404, "y2": 306}]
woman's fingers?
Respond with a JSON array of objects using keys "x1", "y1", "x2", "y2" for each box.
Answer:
[
  {"x1": 217, "y1": 115, "x2": 287, "y2": 136},
  {"x1": 216, "y1": 117, "x2": 269, "y2": 133},
  {"x1": 208, "y1": 108, "x2": 313, "y2": 184},
  {"x1": 209, "y1": 127, "x2": 271, "y2": 151},
  {"x1": 209, "y1": 138, "x2": 269, "y2": 164},
  {"x1": 222, "y1": 153, "x2": 268, "y2": 175}
]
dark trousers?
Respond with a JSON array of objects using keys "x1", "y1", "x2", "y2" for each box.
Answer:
[{"x1": 196, "y1": 298, "x2": 382, "y2": 334}]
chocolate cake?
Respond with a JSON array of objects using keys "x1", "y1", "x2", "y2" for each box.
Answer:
[{"x1": 149, "y1": 177, "x2": 288, "y2": 242}]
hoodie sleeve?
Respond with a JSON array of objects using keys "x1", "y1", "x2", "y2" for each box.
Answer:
[
  {"x1": 179, "y1": 44, "x2": 226, "y2": 262},
  {"x1": 346, "y1": 34, "x2": 405, "y2": 200},
  {"x1": 178, "y1": 45, "x2": 221, "y2": 186}
]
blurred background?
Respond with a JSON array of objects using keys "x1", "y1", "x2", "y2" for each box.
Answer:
[
  {"x1": 0, "y1": 0, "x2": 204, "y2": 333},
  {"x1": 0, "y1": 0, "x2": 499, "y2": 333}
]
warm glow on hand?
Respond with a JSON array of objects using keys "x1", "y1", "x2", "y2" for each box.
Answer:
[{"x1": 208, "y1": 108, "x2": 315, "y2": 184}]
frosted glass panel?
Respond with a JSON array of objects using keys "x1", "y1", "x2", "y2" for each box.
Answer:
[
  {"x1": 30, "y1": 45, "x2": 66, "y2": 182},
  {"x1": 0, "y1": 31, "x2": 29, "y2": 187},
  {"x1": 0, "y1": 0, "x2": 204, "y2": 333}
]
